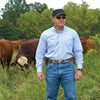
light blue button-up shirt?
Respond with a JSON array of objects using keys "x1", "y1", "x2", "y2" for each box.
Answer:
[{"x1": 35, "y1": 26, "x2": 83, "y2": 73}]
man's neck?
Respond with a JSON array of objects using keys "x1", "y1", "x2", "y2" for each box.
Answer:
[{"x1": 54, "y1": 25, "x2": 64, "y2": 32}]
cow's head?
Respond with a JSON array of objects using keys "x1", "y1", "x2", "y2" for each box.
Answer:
[{"x1": 17, "y1": 56, "x2": 29, "y2": 70}]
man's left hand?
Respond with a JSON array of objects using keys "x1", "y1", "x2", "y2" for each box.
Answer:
[{"x1": 75, "y1": 70, "x2": 82, "y2": 81}]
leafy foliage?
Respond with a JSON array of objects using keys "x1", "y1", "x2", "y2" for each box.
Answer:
[
  {"x1": 16, "y1": 11, "x2": 41, "y2": 39},
  {"x1": 1, "y1": 0, "x2": 30, "y2": 25},
  {"x1": 0, "y1": 19, "x2": 21, "y2": 40},
  {"x1": 0, "y1": 1, "x2": 100, "y2": 40},
  {"x1": 29, "y1": 2, "x2": 48, "y2": 13},
  {"x1": 40, "y1": 8, "x2": 53, "y2": 31}
]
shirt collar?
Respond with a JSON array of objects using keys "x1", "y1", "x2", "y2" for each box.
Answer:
[{"x1": 52, "y1": 25, "x2": 65, "y2": 33}]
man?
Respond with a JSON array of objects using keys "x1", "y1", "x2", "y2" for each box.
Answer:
[{"x1": 35, "y1": 9, "x2": 83, "y2": 100}]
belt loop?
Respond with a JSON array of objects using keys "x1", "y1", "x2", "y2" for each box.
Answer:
[{"x1": 65, "y1": 60, "x2": 68, "y2": 63}]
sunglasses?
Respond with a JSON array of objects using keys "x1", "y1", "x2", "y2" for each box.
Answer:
[{"x1": 56, "y1": 16, "x2": 66, "y2": 19}]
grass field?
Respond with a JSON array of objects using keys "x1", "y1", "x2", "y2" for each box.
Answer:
[{"x1": 0, "y1": 48, "x2": 100, "y2": 100}]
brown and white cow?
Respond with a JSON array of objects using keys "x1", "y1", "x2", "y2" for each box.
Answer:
[{"x1": 11, "y1": 39, "x2": 39, "y2": 70}]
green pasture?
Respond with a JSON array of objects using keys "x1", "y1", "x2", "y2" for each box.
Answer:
[
  {"x1": 0, "y1": 35, "x2": 100, "y2": 100},
  {"x1": 0, "y1": 48, "x2": 100, "y2": 100}
]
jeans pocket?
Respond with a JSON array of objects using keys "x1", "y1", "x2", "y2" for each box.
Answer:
[
  {"x1": 47, "y1": 62, "x2": 53, "y2": 68},
  {"x1": 65, "y1": 61, "x2": 75, "y2": 71}
]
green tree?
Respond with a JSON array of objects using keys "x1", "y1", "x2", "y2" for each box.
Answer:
[
  {"x1": 64, "y1": 7, "x2": 78, "y2": 31},
  {"x1": 1, "y1": 0, "x2": 30, "y2": 25},
  {"x1": 64, "y1": 2, "x2": 79, "y2": 10},
  {"x1": 64, "y1": 1, "x2": 99, "y2": 36},
  {"x1": 84, "y1": 9, "x2": 100, "y2": 36},
  {"x1": 17, "y1": 11, "x2": 41, "y2": 39},
  {"x1": 29, "y1": 2, "x2": 48, "y2": 14},
  {"x1": 64, "y1": 2, "x2": 80, "y2": 31},
  {"x1": 64, "y1": 1, "x2": 100, "y2": 37},
  {"x1": 40, "y1": 8, "x2": 53, "y2": 32},
  {"x1": 0, "y1": 19, "x2": 21, "y2": 40}
]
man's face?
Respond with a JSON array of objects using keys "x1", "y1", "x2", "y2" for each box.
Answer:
[{"x1": 52, "y1": 14, "x2": 66, "y2": 28}]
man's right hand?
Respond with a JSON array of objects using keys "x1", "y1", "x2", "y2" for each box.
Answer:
[{"x1": 37, "y1": 72, "x2": 44, "y2": 82}]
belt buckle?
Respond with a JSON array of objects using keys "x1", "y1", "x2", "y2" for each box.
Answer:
[
  {"x1": 66, "y1": 59, "x2": 69, "y2": 62},
  {"x1": 52, "y1": 61, "x2": 55, "y2": 63},
  {"x1": 64, "y1": 59, "x2": 69, "y2": 63},
  {"x1": 58, "y1": 60, "x2": 61, "y2": 64}
]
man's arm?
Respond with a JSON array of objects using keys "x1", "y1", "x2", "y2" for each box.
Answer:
[
  {"x1": 35, "y1": 34, "x2": 46, "y2": 81},
  {"x1": 73, "y1": 33, "x2": 83, "y2": 80}
]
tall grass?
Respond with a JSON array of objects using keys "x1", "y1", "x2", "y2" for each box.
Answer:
[
  {"x1": 0, "y1": 35, "x2": 100, "y2": 100},
  {"x1": 76, "y1": 49, "x2": 100, "y2": 100}
]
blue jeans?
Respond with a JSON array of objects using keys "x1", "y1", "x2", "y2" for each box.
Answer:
[{"x1": 46, "y1": 60, "x2": 76, "y2": 100}]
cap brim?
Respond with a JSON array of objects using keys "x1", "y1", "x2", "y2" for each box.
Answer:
[{"x1": 55, "y1": 12, "x2": 66, "y2": 17}]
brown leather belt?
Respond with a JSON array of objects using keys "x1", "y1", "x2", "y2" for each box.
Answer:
[{"x1": 47, "y1": 58, "x2": 73, "y2": 64}]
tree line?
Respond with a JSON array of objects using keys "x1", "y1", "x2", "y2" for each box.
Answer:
[{"x1": 0, "y1": 0, "x2": 100, "y2": 40}]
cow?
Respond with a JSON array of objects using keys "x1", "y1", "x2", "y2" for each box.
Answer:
[
  {"x1": 10, "y1": 39, "x2": 27, "y2": 51},
  {"x1": 80, "y1": 37, "x2": 95, "y2": 53},
  {"x1": 0, "y1": 40, "x2": 13, "y2": 72},
  {"x1": 11, "y1": 39, "x2": 39, "y2": 70}
]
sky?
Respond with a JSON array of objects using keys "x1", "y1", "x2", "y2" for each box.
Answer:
[{"x1": 0, "y1": 0, "x2": 100, "y2": 17}]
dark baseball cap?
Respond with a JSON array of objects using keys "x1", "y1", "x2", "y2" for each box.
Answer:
[{"x1": 52, "y1": 9, "x2": 66, "y2": 17}]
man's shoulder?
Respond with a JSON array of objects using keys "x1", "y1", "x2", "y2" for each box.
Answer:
[
  {"x1": 40, "y1": 27, "x2": 53, "y2": 39},
  {"x1": 44, "y1": 27, "x2": 53, "y2": 32},
  {"x1": 64, "y1": 26, "x2": 77, "y2": 33},
  {"x1": 42, "y1": 27, "x2": 53, "y2": 35}
]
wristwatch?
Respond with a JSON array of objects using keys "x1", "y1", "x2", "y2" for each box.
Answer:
[{"x1": 77, "y1": 69, "x2": 82, "y2": 71}]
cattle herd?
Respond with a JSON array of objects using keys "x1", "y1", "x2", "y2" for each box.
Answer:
[{"x1": 0, "y1": 37, "x2": 94, "y2": 72}]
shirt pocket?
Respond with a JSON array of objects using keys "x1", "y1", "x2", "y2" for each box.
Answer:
[{"x1": 47, "y1": 38, "x2": 58, "y2": 48}]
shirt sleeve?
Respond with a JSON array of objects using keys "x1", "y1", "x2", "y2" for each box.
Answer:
[
  {"x1": 73, "y1": 33, "x2": 83, "y2": 69},
  {"x1": 35, "y1": 33, "x2": 47, "y2": 73}
]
